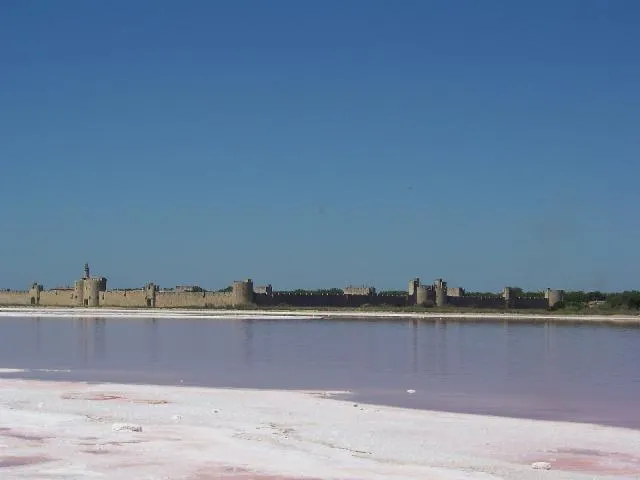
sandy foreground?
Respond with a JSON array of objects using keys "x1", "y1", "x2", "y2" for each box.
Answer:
[{"x1": 0, "y1": 379, "x2": 639, "y2": 480}]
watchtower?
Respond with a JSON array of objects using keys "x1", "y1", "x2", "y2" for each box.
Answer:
[{"x1": 434, "y1": 278, "x2": 447, "y2": 307}]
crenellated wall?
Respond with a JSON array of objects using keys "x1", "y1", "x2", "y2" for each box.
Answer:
[
  {"x1": 0, "y1": 266, "x2": 563, "y2": 312},
  {"x1": 0, "y1": 279, "x2": 253, "y2": 309},
  {"x1": 254, "y1": 292, "x2": 408, "y2": 308},
  {"x1": 39, "y1": 289, "x2": 75, "y2": 306},
  {"x1": 511, "y1": 297, "x2": 549, "y2": 309},
  {"x1": 0, "y1": 290, "x2": 31, "y2": 306},
  {"x1": 154, "y1": 291, "x2": 236, "y2": 308},
  {"x1": 447, "y1": 296, "x2": 505, "y2": 309},
  {"x1": 102, "y1": 290, "x2": 147, "y2": 307}
]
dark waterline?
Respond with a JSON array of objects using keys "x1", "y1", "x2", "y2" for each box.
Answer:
[{"x1": 1, "y1": 315, "x2": 639, "y2": 429}]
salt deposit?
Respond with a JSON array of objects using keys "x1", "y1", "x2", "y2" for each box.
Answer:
[
  {"x1": 0, "y1": 378, "x2": 638, "y2": 479},
  {"x1": 1, "y1": 305, "x2": 639, "y2": 324}
]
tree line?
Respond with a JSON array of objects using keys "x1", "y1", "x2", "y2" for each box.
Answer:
[{"x1": 562, "y1": 290, "x2": 640, "y2": 309}]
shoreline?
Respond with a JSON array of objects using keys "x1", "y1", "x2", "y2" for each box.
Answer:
[
  {"x1": 1, "y1": 378, "x2": 639, "y2": 479},
  {"x1": 1, "y1": 305, "x2": 639, "y2": 325}
]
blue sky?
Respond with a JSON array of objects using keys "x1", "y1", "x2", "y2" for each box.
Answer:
[{"x1": 1, "y1": 0, "x2": 638, "y2": 292}]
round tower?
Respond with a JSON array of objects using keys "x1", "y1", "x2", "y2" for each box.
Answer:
[
  {"x1": 232, "y1": 279, "x2": 254, "y2": 307},
  {"x1": 434, "y1": 279, "x2": 447, "y2": 307},
  {"x1": 74, "y1": 280, "x2": 84, "y2": 307},
  {"x1": 408, "y1": 278, "x2": 420, "y2": 296},
  {"x1": 503, "y1": 287, "x2": 513, "y2": 309},
  {"x1": 546, "y1": 289, "x2": 564, "y2": 309},
  {"x1": 416, "y1": 285, "x2": 430, "y2": 306},
  {"x1": 29, "y1": 283, "x2": 42, "y2": 306},
  {"x1": 83, "y1": 278, "x2": 101, "y2": 307},
  {"x1": 145, "y1": 283, "x2": 157, "y2": 308}
]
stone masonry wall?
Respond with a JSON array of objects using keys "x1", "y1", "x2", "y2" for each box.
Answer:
[
  {"x1": 255, "y1": 293, "x2": 408, "y2": 308},
  {"x1": 39, "y1": 290, "x2": 75, "y2": 306},
  {"x1": 102, "y1": 290, "x2": 147, "y2": 307},
  {"x1": 154, "y1": 291, "x2": 235, "y2": 308},
  {"x1": 0, "y1": 291, "x2": 31, "y2": 306}
]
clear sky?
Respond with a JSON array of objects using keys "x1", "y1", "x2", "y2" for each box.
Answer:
[{"x1": 1, "y1": 0, "x2": 638, "y2": 292}]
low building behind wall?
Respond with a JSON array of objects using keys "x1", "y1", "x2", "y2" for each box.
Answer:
[
  {"x1": 343, "y1": 286, "x2": 376, "y2": 296},
  {"x1": 447, "y1": 287, "x2": 465, "y2": 297}
]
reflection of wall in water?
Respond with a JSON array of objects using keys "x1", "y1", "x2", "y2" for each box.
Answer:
[
  {"x1": 411, "y1": 320, "x2": 418, "y2": 373},
  {"x1": 34, "y1": 317, "x2": 42, "y2": 355},
  {"x1": 93, "y1": 318, "x2": 106, "y2": 361},
  {"x1": 242, "y1": 319, "x2": 254, "y2": 365},
  {"x1": 75, "y1": 318, "x2": 89, "y2": 365},
  {"x1": 146, "y1": 319, "x2": 159, "y2": 364}
]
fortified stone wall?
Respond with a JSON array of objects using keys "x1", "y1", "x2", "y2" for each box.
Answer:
[
  {"x1": 0, "y1": 267, "x2": 561, "y2": 311},
  {"x1": 155, "y1": 291, "x2": 206, "y2": 308},
  {"x1": 375, "y1": 294, "x2": 408, "y2": 307},
  {"x1": 447, "y1": 295, "x2": 549, "y2": 309},
  {"x1": 154, "y1": 291, "x2": 236, "y2": 308},
  {"x1": 255, "y1": 292, "x2": 407, "y2": 308},
  {"x1": 39, "y1": 290, "x2": 75, "y2": 306},
  {"x1": 416, "y1": 286, "x2": 434, "y2": 306},
  {"x1": 207, "y1": 291, "x2": 236, "y2": 307},
  {"x1": 102, "y1": 290, "x2": 147, "y2": 308},
  {"x1": 0, "y1": 291, "x2": 31, "y2": 306},
  {"x1": 512, "y1": 297, "x2": 549, "y2": 309},
  {"x1": 448, "y1": 296, "x2": 505, "y2": 309}
]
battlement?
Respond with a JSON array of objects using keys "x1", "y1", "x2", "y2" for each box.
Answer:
[{"x1": 0, "y1": 263, "x2": 565, "y2": 311}]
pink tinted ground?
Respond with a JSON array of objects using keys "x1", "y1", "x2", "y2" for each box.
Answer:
[
  {"x1": 524, "y1": 448, "x2": 640, "y2": 476},
  {"x1": 2, "y1": 379, "x2": 640, "y2": 479}
]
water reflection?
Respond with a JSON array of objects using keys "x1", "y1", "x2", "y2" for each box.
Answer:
[
  {"x1": 411, "y1": 320, "x2": 418, "y2": 373},
  {"x1": 93, "y1": 318, "x2": 106, "y2": 361},
  {"x1": 0, "y1": 315, "x2": 638, "y2": 428},
  {"x1": 146, "y1": 319, "x2": 158, "y2": 364},
  {"x1": 242, "y1": 318, "x2": 254, "y2": 365},
  {"x1": 34, "y1": 317, "x2": 42, "y2": 355}
]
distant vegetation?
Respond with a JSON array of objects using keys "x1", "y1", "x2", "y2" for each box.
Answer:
[
  {"x1": 277, "y1": 288, "x2": 344, "y2": 295},
  {"x1": 378, "y1": 290, "x2": 407, "y2": 296},
  {"x1": 560, "y1": 290, "x2": 640, "y2": 311},
  {"x1": 265, "y1": 287, "x2": 640, "y2": 312}
]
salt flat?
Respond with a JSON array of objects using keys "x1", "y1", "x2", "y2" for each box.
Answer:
[
  {"x1": 1, "y1": 306, "x2": 639, "y2": 324},
  {"x1": 0, "y1": 378, "x2": 639, "y2": 479}
]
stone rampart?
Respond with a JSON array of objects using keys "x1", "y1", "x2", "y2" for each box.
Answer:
[
  {"x1": 512, "y1": 297, "x2": 549, "y2": 309},
  {"x1": 255, "y1": 292, "x2": 407, "y2": 308},
  {"x1": 0, "y1": 291, "x2": 31, "y2": 306},
  {"x1": 153, "y1": 291, "x2": 235, "y2": 308},
  {"x1": 39, "y1": 290, "x2": 75, "y2": 306},
  {"x1": 102, "y1": 290, "x2": 147, "y2": 307},
  {"x1": 447, "y1": 296, "x2": 505, "y2": 309}
]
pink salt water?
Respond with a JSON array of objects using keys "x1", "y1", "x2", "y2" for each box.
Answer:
[{"x1": 0, "y1": 314, "x2": 638, "y2": 428}]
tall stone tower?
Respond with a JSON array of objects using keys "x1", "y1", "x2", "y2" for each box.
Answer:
[
  {"x1": 502, "y1": 287, "x2": 513, "y2": 309},
  {"x1": 74, "y1": 263, "x2": 107, "y2": 307},
  {"x1": 232, "y1": 279, "x2": 254, "y2": 307},
  {"x1": 434, "y1": 278, "x2": 447, "y2": 307}
]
